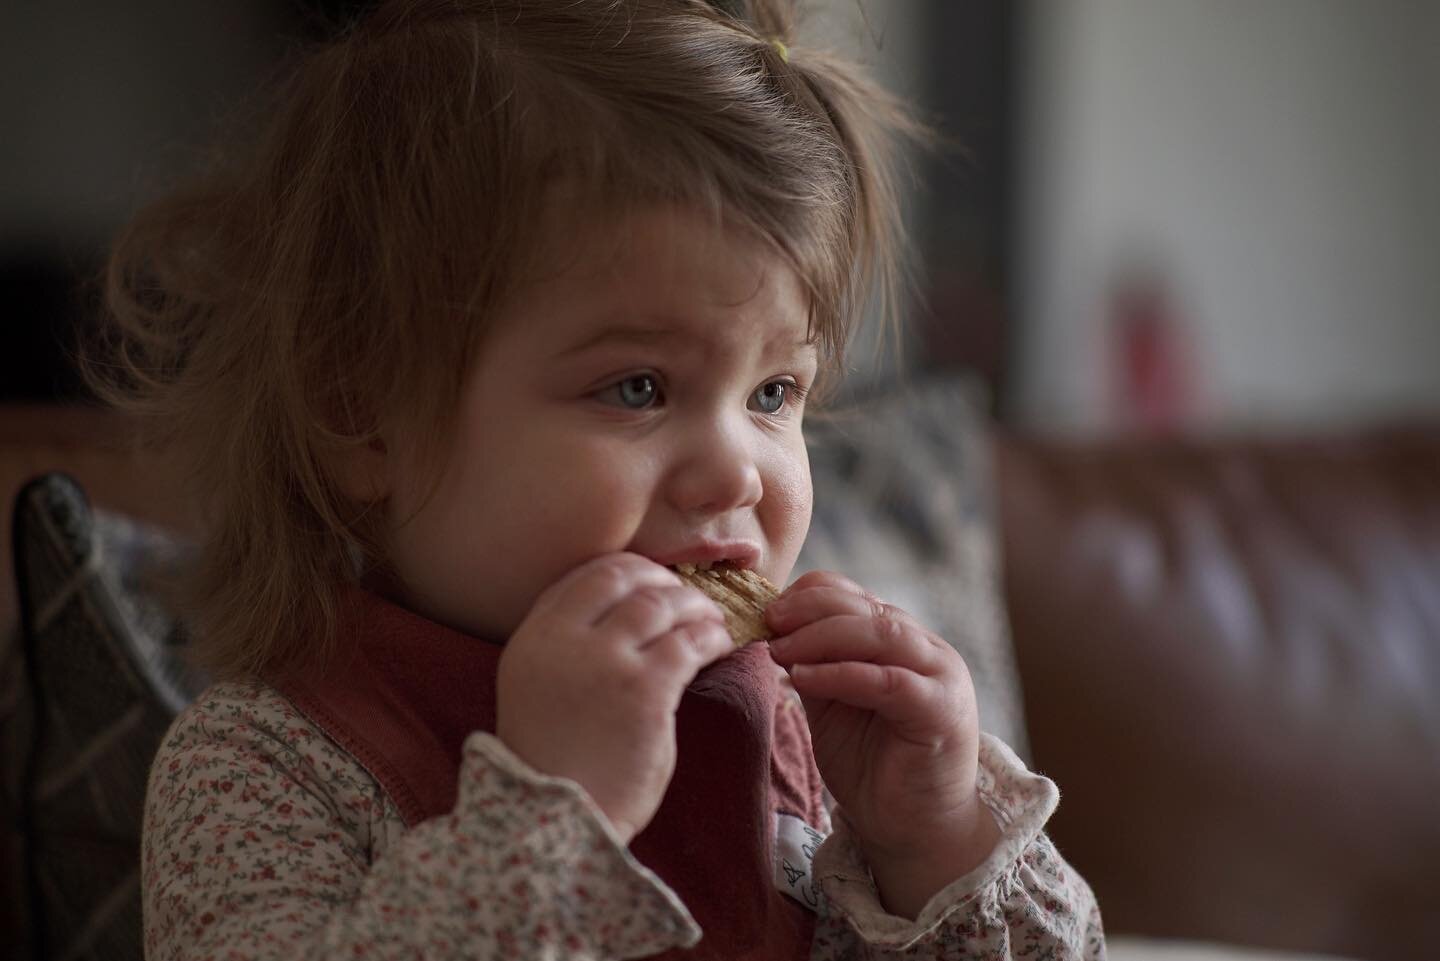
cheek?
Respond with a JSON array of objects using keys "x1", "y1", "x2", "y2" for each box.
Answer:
[
  {"x1": 388, "y1": 432, "x2": 658, "y2": 638},
  {"x1": 762, "y1": 443, "x2": 814, "y2": 573},
  {"x1": 538, "y1": 436, "x2": 650, "y2": 514},
  {"x1": 512, "y1": 434, "x2": 658, "y2": 572}
]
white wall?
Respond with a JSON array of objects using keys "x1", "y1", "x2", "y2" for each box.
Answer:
[
  {"x1": 1016, "y1": 0, "x2": 1440, "y2": 432},
  {"x1": 800, "y1": 0, "x2": 929, "y2": 112},
  {"x1": 800, "y1": 0, "x2": 930, "y2": 387}
]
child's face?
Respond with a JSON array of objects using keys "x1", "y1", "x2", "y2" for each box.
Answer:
[{"x1": 381, "y1": 206, "x2": 819, "y2": 641}]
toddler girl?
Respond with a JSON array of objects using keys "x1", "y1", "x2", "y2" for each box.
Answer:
[{"x1": 96, "y1": 1, "x2": 1105, "y2": 957}]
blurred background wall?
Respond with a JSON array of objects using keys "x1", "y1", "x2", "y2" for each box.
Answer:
[
  {"x1": 3, "y1": 1, "x2": 1436, "y2": 434},
  {"x1": 1, "y1": 0, "x2": 296, "y2": 399},
  {"x1": 1015, "y1": 0, "x2": 1440, "y2": 433}
]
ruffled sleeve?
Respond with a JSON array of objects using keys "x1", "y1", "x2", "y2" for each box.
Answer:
[
  {"x1": 142, "y1": 681, "x2": 700, "y2": 961},
  {"x1": 809, "y1": 733, "x2": 1106, "y2": 959}
]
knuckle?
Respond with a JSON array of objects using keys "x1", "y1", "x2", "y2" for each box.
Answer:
[
  {"x1": 682, "y1": 584, "x2": 717, "y2": 608},
  {"x1": 700, "y1": 618, "x2": 733, "y2": 651},
  {"x1": 625, "y1": 587, "x2": 670, "y2": 621},
  {"x1": 586, "y1": 558, "x2": 631, "y2": 592},
  {"x1": 672, "y1": 622, "x2": 708, "y2": 655},
  {"x1": 795, "y1": 569, "x2": 844, "y2": 593},
  {"x1": 866, "y1": 594, "x2": 890, "y2": 620},
  {"x1": 948, "y1": 652, "x2": 975, "y2": 688},
  {"x1": 920, "y1": 632, "x2": 964, "y2": 678},
  {"x1": 874, "y1": 612, "x2": 906, "y2": 645},
  {"x1": 668, "y1": 621, "x2": 728, "y2": 664},
  {"x1": 602, "y1": 655, "x2": 651, "y2": 697},
  {"x1": 698, "y1": 597, "x2": 726, "y2": 623},
  {"x1": 663, "y1": 622, "x2": 704, "y2": 659},
  {"x1": 790, "y1": 570, "x2": 826, "y2": 589}
]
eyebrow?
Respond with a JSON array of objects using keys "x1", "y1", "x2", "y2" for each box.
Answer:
[
  {"x1": 553, "y1": 322, "x2": 816, "y2": 360},
  {"x1": 554, "y1": 324, "x2": 681, "y2": 359}
]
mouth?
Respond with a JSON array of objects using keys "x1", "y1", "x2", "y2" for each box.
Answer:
[
  {"x1": 673, "y1": 559, "x2": 739, "y2": 574},
  {"x1": 646, "y1": 542, "x2": 762, "y2": 573}
]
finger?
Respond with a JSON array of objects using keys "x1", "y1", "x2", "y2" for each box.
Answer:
[
  {"x1": 641, "y1": 618, "x2": 735, "y2": 679},
  {"x1": 539, "y1": 553, "x2": 680, "y2": 624},
  {"x1": 779, "y1": 569, "x2": 865, "y2": 600},
  {"x1": 769, "y1": 613, "x2": 952, "y2": 678},
  {"x1": 596, "y1": 584, "x2": 724, "y2": 643},
  {"x1": 767, "y1": 583, "x2": 923, "y2": 637},
  {"x1": 788, "y1": 662, "x2": 957, "y2": 736}
]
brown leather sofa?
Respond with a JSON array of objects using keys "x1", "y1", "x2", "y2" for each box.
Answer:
[
  {"x1": 4, "y1": 407, "x2": 1438, "y2": 959},
  {"x1": 998, "y1": 427, "x2": 1440, "y2": 961}
]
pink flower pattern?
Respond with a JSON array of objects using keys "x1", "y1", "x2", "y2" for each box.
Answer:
[{"x1": 142, "y1": 681, "x2": 1104, "y2": 960}]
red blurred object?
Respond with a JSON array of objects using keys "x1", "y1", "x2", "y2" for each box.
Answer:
[{"x1": 1110, "y1": 271, "x2": 1194, "y2": 432}]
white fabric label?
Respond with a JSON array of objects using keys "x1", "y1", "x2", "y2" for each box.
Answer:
[{"x1": 773, "y1": 811, "x2": 825, "y2": 912}]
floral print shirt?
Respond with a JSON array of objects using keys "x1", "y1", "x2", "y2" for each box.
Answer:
[{"x1": 142, "y1": 681, "x2": 1105, "y2": 960}]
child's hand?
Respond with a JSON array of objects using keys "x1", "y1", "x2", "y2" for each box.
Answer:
[
  {"x1": 495, "y1": 553, "x2": 733, "y2": 845},
  {"x1": 766, "y1": 570, "x2": 1002, "y2": 919}
]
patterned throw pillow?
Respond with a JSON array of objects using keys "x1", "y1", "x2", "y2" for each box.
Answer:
[
  {"x1": 796, "y1": 375, "x2": 1030, "y2": 759},
  {"x1": 2, "y1": 472, "x2": 205, "y2": 961}
]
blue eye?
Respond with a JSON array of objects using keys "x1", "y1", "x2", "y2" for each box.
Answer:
[
  {"x1": 612, "y1": 374, "x2": 658, "y2": 408},
  {"x1": 751, "y1": 381, "x2": 788, "y2": 414}
]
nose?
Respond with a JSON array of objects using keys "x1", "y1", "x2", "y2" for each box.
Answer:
[{"x1": 664, "y1": 415, "x2": 763, "y2": 516}]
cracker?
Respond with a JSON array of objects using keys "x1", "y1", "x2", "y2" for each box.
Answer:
[{"x1": 674, "y1": 563, "x2": 781, "y2": 647}]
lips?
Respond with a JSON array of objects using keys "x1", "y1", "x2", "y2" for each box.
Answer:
[{"x1": 644, "y1": 542, "x2": 762, "y2": 572}]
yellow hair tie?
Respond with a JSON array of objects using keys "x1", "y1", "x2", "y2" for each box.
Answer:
[{"x1": 769, "y1": 37, "x2": 789, "y2": 63}]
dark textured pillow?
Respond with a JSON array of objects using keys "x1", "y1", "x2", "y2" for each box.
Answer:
[
  {"x1": 796, "y1": 375, "x2": 1029, "y2": 759},
  {"x1": 2, "y1": 473, "x2": 204, "y2": 961}
]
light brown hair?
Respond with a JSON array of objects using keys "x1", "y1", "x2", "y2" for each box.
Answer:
[{"x1": 87, "y1": 0, "x2": 923, "y2": 679}]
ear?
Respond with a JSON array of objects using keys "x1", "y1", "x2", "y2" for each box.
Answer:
[{"x1": 332, "y1": 436, "x2": 392, "y2": 506}]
